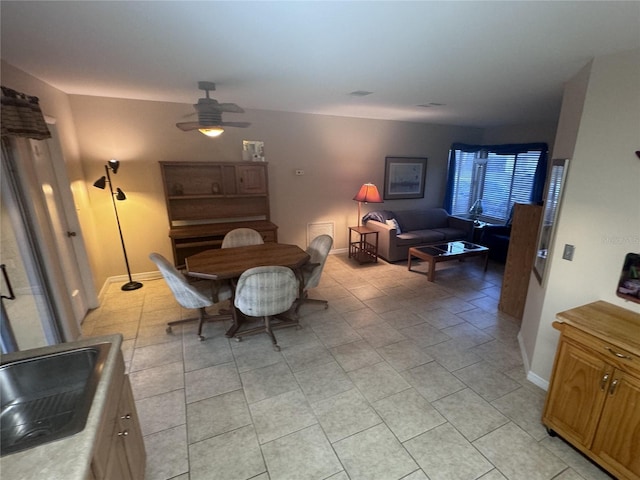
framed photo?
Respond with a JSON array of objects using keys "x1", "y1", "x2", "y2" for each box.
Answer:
[{"x1": 383, "y1": 157, "x2": 427, "y2": 200}]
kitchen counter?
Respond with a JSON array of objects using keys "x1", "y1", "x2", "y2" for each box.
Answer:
[{"x1": 0, "y1": 334, "x2": 124, "y2": 480}]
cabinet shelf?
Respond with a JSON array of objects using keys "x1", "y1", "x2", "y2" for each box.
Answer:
[{"x1": 168, "y1": 193, "x2": 267, "y2": 200}]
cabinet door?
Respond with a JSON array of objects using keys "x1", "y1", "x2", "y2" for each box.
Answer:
[
  {"x1": 104, "y1": 437, "x2": 132, "y2": 480},
  {"x1": 117, "y1": 376, "x2": 146, "y2": 480},
  {"x1": 237, "y1": 165, "x2": 267, "y2": 194},
  {"x1": 543, "y1": 339, "x2": 609, "y2": 448},
  {"x1": 592, "y1": 370, "x2": 640, "y2": 479}
]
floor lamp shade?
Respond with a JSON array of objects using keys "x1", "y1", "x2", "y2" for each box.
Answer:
[
  {"x1": 93, "y1": 160, "x2": 142, "y2": 291},
  {"x1": 353, "y1": 183, "x2": 383, "y2": 226}
]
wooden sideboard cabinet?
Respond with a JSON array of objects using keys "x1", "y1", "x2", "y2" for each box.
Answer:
[
  {"x1": 498, "y1": 203, "x2": 542, "y2": 319},
  {"x1": 542, "y1": 301, "x2": 640, "y2": 480},
  {"x1": 160, "y1": 161, "x2": 277, "y2": 266}
]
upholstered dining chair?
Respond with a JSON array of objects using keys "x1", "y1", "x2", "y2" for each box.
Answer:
[
  {"x1": 149, "y1": 252, "x2": 232, "y2": 341},
  {"x1": 221, "y1": 228, "x2": 264, "y2": 248},
  {"x1": 296, "y1": 234, "x2": 333, "y2": 312},
  {"x1": 233, "y1": 266, "x2": 299, "y2": 351}
]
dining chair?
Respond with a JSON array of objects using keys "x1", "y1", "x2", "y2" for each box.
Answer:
[
  {"x1": 296, "y1": 234, "x2": 333, "y2": 312},
  {"x1": 149, "y1": 252, "x2": 232, "y2": 341},
  {"x1": 233, "y1": 266, "x2": 299, "y2": 351},
  {"x1": 221, "y1": 228, "x2": 264, "y2": 248}
]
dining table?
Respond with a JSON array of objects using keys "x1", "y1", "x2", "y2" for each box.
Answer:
[{"x1": 185, "y1": 242, "x2": 311, "y2": 338}]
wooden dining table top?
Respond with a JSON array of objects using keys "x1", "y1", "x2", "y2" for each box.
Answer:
[{"x1": 185, "y1": 243, "x2": 310, "y2": 280}]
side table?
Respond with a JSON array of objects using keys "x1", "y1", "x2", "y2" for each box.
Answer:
[
  {"x1": 348, "y1": 226, "x2": 378, "y2": 263},
  {"x1": 472, "y1": 221, "x2": 491, "y2": 243}
]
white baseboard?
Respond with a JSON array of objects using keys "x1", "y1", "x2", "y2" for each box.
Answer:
[
  {"x1": 97, "y1": 271, "x2": 162, "y2": 300},
  {"x1": 517, "y1": 331, "x2": 549, "y2": 391},
  {"x1": 526, "y1": 371, "x2": 549, "y2": 391}
]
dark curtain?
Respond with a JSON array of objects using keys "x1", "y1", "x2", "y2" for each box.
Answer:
[
  {"x1": 443, "y1": 148, "x2": 458, "y2": 212},
  {"x1": 1, "y1": 86, "x2": 51, "y2": 140},
  {"x1": 443, "y1": 142, "x2": 548, "y2": 212}
]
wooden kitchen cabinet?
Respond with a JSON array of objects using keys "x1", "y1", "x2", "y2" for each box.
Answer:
[
  {"x1": 160, "y1": 161, "x2": 277, "y2": 266},
  {"x1": 91, "y1": 353, "x2": 145, "y2": 480},
  {"x1": 542, "y1": 301, "x2": 640, "y2": 480},
  {"x1": 114, "y1": 377, "x2": 145, "y2": 479}
]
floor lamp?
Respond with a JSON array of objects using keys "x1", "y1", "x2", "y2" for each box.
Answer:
[{"x1": 93, "y1": 159, "x2": 143, "y2": 291}]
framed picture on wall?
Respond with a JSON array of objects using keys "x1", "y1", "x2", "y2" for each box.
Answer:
[{"x1": 383, "y1": 157, "x2": 427, "y2": 200}]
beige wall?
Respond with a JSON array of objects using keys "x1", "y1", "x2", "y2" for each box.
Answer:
[
  {"x1": 482, "y1": 122, "x2": 557, "y2": 147},
  {"x1": 521, "y1": 49, "x2": 640, "y2": 386},
  {"x1": 1, "y1": 60, "x2": 103, "y2": 301},
  {"x1": 67, "y1": 94, "x2": 483, "y2": 287}
]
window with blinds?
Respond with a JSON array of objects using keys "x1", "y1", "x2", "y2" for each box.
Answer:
[{"x1": 449, "y1": 148, "x2": 544, "y2": 223}]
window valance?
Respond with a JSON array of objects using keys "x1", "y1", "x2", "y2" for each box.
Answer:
[{"x1": 1, "y1": 86, "x2": 51, "y2": 140}]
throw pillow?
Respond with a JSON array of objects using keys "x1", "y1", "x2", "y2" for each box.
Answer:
[{"x1": 386, "y1": 218, "x2": 401, "y2": 233}]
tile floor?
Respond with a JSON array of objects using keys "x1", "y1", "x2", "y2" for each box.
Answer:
[{"x1": 82, "y1": 253, "x2": 613, "y2": 480}]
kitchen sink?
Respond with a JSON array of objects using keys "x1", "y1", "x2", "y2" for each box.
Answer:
[{"x1": 0, "y1": 342, "x2": 111, "y2": 456}]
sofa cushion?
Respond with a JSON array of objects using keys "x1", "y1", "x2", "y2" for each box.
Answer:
[
  {"x1": 394, "y1": 209, "x2": 450, "y2": 232},
  {"x1": 433, "y1": 227, "x2": 468, "y2": 241},
  {"x1": 396, "y1": 229, "x2": 446, "y2": 246}
]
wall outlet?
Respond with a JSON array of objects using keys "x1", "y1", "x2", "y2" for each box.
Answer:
[
  {"x1": 562, "y1": 244, "x2": 575, "y2": 261},
  {"x1": 295, "y1": 169, "x2": 305, "y2": 176}
]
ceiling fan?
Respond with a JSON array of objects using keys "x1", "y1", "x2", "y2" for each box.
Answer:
[{"x1": 176, "y1": 81, "x2": 250, "y2": 137}]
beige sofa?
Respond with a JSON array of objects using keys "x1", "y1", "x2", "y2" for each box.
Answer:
[{"x1": 363, "y1": 208, "x2": 474, "y2": 262}]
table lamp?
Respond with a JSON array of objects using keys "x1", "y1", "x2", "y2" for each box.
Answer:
[
  {"x1": 469, "y1": 198, "x2": 484, "y2": 225},
  {"x1": 353, "y1": 183, "x2": 383, "y2": 226}
]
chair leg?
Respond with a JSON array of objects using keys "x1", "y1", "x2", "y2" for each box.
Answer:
[
  {"x1": 166, "y1": 307, "x2": 232, "y2": 341},
  {"x1": 295, "y1": 294, "x2": 329, "y2": 313},
  {"x1": 264, "y1": 316, "x2": 280, "y2": 351}
]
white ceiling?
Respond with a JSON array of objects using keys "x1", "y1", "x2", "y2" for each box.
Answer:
[{"x1": 2, "y1": 1, "x2": 639, "y2": 128}]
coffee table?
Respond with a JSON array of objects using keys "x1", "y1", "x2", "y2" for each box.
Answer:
[{"x1": 407, "y1": 241, "x2": 489, "y2": 282}]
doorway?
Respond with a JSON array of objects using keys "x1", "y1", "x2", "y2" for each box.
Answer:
[{"x1": 0, "y1": 124, "x2": 97, "y2": 351}]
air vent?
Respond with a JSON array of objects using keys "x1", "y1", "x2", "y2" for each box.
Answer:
[
  {"x1": 307, "y1": 222, "x2": 334, "y2": 248},
  {"x1": 349, "y1": 90, "x2": 373, "y2": 97},
  {"x1": 417, "y1": 102, "x2": 446, "y2": 107}
]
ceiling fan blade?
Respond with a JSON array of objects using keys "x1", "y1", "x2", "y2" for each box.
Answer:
[
  {"x1": 217, "y1": 103, "x2": 245, "y2": 113},
  {"x1": 220, "y1": 121, "x2": 251, "y2": 128},
  {"x1": 176, "y1": 122, "x2": 201, "y2": 131},
  {"x1": 177, "y1": 82, "x2": 248, "y2": 132}
]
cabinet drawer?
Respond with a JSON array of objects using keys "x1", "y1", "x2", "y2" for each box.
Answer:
[
  {"x1": 563, "y1": 325, "x2": 640, "y2": 377},
  {"x1": 260, "y1": 230, "x2": 277, "y2": 243}
]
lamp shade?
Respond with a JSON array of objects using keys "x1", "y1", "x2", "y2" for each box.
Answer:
[
  {"x1": 469, "y1": 198, "x2": 484, "y2": 216},
  {"x1": 93, "y1": 176, "x2": 107, "y2": 189},
  {"x1": 108, "y1": 159, "x2": 120, "y2": 174},
  {"x1": 353, "y1": 183, "x2": 383, "y2": 203}
]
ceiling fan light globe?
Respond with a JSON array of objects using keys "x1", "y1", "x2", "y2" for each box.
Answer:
[{"x1": 199, "y1": 127, "x2": 224, "y2": 137}]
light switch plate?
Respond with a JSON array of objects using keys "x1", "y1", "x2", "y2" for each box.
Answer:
[{"x1": 562, "y1": 244, "x2": 575, "y2": 261}]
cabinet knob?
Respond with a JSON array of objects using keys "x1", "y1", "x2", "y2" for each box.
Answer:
[
  {"x1": 599, "y1": 373, "x2": 610, "y2": 391},
  {"x1": 118, "y1": 430, "x2": 129, "y2": 437}
]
